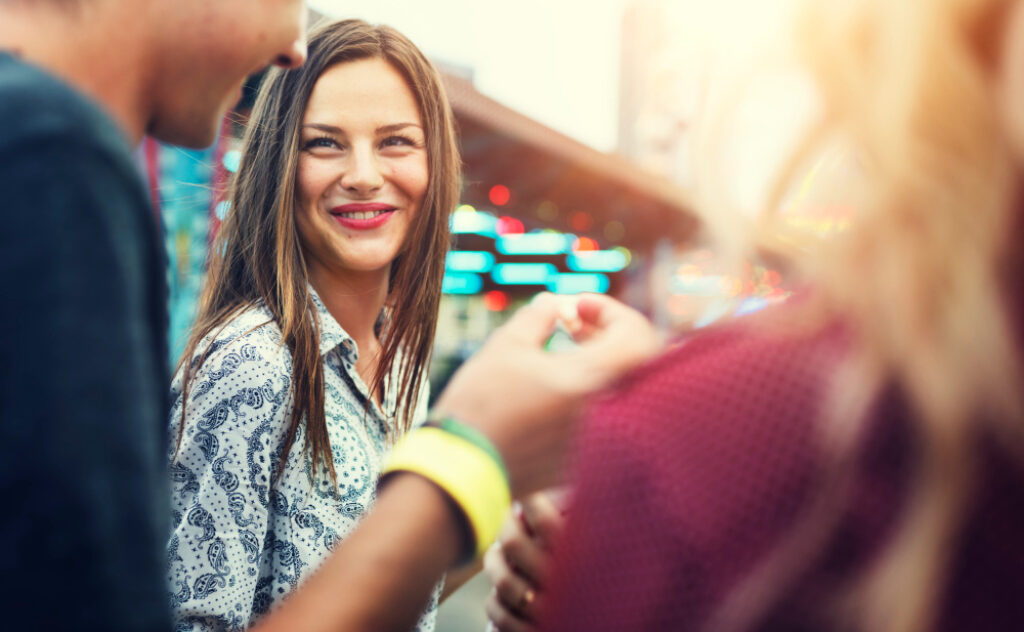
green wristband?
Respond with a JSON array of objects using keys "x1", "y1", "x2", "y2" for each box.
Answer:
[{"x1": 425, "y1": 415, "x2": 509, "y2": 485}]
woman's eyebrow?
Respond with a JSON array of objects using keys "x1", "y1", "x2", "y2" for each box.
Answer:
[
  {"x1": 378, "y1": 122, "x2": 423, "y2": 134},
  {"x1": 302, "y1": 123, "x2": 342, "y2": 134}
]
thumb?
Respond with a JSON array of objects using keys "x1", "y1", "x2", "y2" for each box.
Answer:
[
  {"x1": 495, "y1": 292, "x2": 562, "y2": 348},
  {"x1": 566, "y1": 294, "x2": 660, "y2": 382}
]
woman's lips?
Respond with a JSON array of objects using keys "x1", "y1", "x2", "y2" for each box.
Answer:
[{"x1": 329, "y1": 203, "x2": 397, "y2": 230}]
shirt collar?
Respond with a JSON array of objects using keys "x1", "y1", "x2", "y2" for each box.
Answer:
[{"x1": 309, "y1": 286, "x2": 358, "y2": 360}]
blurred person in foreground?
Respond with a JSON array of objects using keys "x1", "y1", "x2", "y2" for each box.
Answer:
[
  {"x1": 485, "y1": 0, "x2": 1024, "y2": 631},
  {"x1": 0, "y1": 0, "x2": 306, "y2": 628},
  {"x1": 0, "y1": 1, "x2": 657, "y2": 630}
]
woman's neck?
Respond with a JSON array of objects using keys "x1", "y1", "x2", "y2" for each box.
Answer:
[{"x1": 307, "y1": 266, "x2": 390, "y2": 385}]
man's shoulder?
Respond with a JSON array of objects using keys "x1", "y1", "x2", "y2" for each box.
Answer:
[
  {"x1": 0, "y1": 53, "x2": 153, "y2": 251},
  {"x1": 0, "y1": 52, "x2": 130, "y2": 158}
]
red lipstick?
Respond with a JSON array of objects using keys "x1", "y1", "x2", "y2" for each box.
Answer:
[{"x1": 329, "y1": 203, "x2": 397, "y2": 230}]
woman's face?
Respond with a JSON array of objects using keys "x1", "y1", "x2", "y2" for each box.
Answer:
[{"x1": 295, "y1": 57, "x2": 428, "y2": 286}]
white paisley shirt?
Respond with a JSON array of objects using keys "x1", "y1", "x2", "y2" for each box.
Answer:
[{"x1": 166, "y1": 291, "x2": 436, "y2": 631}]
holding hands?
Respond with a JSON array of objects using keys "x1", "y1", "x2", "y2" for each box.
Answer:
[{"x1": 484, "y1": 491, "x2": 567, "y2": 632}]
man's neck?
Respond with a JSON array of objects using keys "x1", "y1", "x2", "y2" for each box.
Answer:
[{"x1": 0, "y1": 2, "x2": 151, "y2": 144}]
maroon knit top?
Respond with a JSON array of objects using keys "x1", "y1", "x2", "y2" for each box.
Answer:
[{"x1": 541, "y1": 304, "x2": 1024, "y2": 630}]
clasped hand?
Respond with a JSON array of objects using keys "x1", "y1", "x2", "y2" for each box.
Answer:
[{"x1": 432, "y1": 292, "x2": 660, "y2": 497}]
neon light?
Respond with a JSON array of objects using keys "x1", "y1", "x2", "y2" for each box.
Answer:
[
  {"x1": 214, "y1": 201, "x2": 231, "y2": 221},
  {"x1": 567, "y1": 250, "x2": 629, "y2": 272},
  {"x1": 442, "y1": 272, "x2": 483, "y2": 294},
  {"x1": 489, "y1": 184, "x2": 511, "y2": 206},
  {"x1": 455, "y1": 204, "x2": 477, "y2": 213},
  {"x1": 451, "y1": 212, "x2": 498, "y2": 237},
  {"x1": 496, "y1": 233, "x2": 570, "y2": 255},
  {"x1": 572, "y1": 236, "x2": 599, "y2": 252},
  {"x1": 222, "y1": 149, "x2": 241, "y2": 173},
  {"x1": 496, "y1": 216, "x2": 524, "y2": 235},
  {"x1": 483, "y1": 290, "x2": 509, "y2": 311},
  {"x1": 492, "y1": 263, "x2": 556, "y2": 285},
  {"x1": 445, "y1": 251, "x2": 495, "y2": 273},
  {"x1": 547, "y1": 273, "x2": 610, "y2": 294}
]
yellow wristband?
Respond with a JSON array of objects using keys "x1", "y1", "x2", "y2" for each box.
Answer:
[{"x1": 382, "y1": 427, "x2": 511, "y2": 560}]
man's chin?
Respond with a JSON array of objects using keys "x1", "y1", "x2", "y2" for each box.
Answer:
[{"x1": 147, "y1": 111, "x2": 223, "y2": 150}]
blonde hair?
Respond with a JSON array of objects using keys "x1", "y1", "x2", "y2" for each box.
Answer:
[{"x1": 705, "y1": 0, "x2": 1024, "y2": 630}]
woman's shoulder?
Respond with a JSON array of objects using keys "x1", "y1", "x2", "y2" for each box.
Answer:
[
  {"x1": 604, "y1": 304, "x2": 847, "y2": 424},
  {"x1": 198, "y1": 303, "x2": 286, "y2": 360},
  {"x1": 172, "y1": 303, "x2": 292, "y2": 395},
  {"x1": 578, "y1": 303, "x2": 850, "y2": 526}
]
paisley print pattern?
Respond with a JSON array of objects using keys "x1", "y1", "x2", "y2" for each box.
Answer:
[{"x1": 166, "y1": 291, "x2": 436, "y2": 631}]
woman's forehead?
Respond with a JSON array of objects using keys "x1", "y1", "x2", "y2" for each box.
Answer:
[{"x1": 303, "y1": 58, "x2": 422, "y2": 127}]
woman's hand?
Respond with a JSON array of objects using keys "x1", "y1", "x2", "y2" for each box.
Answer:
[
  {"x1": 484, "y1": 491, "x2": 566, "y2": 632},
  {"x1": 433, "y1": 293, "x2": 659, "y2": 496}
]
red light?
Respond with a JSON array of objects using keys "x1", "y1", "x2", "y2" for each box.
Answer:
[
  {"x1": 496, "y1": 216, "x2": 524, "y2": 235},
  {"x1": 484, "y1": 290, "x2": 509, "y2": 311},
  {"x1": 489, "y1": 185, "x2": 511, "y2": 206},
  {"x1": 569, "y1": 211, "x2": 592, "y2": 232},
  {"x1": 763, "y1": 269, "x2": 782, "y2": 286},
  {"x1": 572, "y1": 236, "x2": 599, "y2": 252}
]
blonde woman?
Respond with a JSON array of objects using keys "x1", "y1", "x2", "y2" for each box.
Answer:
[{"x1": 500, "y1": 0, "x2": 1024, "y2": 631}]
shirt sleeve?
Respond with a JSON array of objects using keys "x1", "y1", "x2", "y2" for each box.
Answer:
[
  {"x1": 0, "y1": 126, "x2": 170, "y2": 628},
  {"x1": 167, "y1": 336, "x2": 293, "y2": 632}
]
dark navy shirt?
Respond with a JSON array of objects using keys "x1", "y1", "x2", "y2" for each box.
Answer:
[{"x1": 0, "y1": 52, "x2": 171, "y2": 630}]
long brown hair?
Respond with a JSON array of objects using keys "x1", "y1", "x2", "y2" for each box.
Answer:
[{"x1": 176, "y1": 19, "x2": 460, "y2": 484}]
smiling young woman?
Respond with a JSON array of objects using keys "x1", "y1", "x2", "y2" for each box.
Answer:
[{"x1": 166, "y1": 19, "x2": 459, "y2": 631}]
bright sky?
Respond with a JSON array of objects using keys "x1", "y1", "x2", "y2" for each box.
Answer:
[{"x1": 309, "y1": 0, "x2": 630, "y2": 152}]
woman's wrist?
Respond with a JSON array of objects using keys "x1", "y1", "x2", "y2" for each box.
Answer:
[{"x1": 379, "y1": 414, "x2": 511, "y2": 564}]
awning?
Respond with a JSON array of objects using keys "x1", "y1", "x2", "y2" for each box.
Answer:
[{"x1": 443, "y1": 72, "x2": 697, "y2": 252}]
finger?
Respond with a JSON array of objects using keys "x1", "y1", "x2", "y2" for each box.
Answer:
[
  {"x1": 566, "y1": 295, "x2": 660, "y2": 380},
  {"x1": 575, "y1": 293, "x2": 645, "y2": 333},
  {"x1": 494, "y1": 516, "x2": 537, "y2": 578},
  {"x1": 485, "y1": 534, "x2": 546, "y2": 601},
  {"x1": 489, "y1": 547, "x2": 540, "y2": 615},
  {"x1": 483, "y1": 540, "x2": 512, "y2": 585},
  {"x1": 555, "y1": 295, "x2": 583, "y2": 333},
  {"x1": 518, "y1": 493, "x2": 565, "y2": 550},
  {"x1": 500, "y1": 526, "x2": 550, "y2": 587},
  {"x1": 494, "y1": 292, "x2": 562, "y2": 347},
  {"x1": 485, "y1": 590, "x2": 534, "y2": 632}
]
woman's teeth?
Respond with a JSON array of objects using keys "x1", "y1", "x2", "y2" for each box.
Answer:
[{"x1": 340, "y1": 210, "x2": 389, "y2": 219}]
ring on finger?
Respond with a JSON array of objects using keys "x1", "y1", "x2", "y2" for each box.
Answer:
[{"x1": 515, "y1": 587, "x2": 536, "y2": 615}]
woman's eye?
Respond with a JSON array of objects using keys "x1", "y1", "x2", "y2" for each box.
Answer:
[
  {"x1": 303, "y1": 136, "x2": 339, "y2": 150},
  {"x1": 380, "y1": 135, "x2": 418, "y2": 149}
]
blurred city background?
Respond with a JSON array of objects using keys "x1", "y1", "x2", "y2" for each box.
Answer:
[{"x1": 145, "y1": 1, "x2": 853, "y2": 629}]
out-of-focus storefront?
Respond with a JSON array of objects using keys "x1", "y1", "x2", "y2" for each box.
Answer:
[{"x1": 430, "y1": 70, "x2": 696, "y2": 392}]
